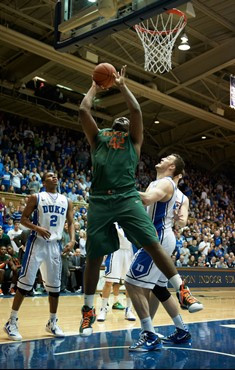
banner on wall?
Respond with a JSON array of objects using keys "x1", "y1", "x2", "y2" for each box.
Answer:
[
  {"x1": 98, "y1": 267, "x2": 235, "y2": 290},
  {"x1": 230, "y1": 74, "x2": 235, "y2": 109},
  {"x1": 170, "y1": 268, "x2": 235, "y2": 288}
]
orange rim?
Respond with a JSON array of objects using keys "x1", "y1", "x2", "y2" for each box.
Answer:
[{"x1": 134, "y1": 8, "x2": 187, "y2": 35}]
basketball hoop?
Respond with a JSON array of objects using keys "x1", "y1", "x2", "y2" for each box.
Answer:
[{"x1": 134, "y1": 9, "x2": 187, "y2": 74}]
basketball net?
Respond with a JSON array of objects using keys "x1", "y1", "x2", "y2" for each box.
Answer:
[{"x1": 135, "y1": 9, "x2": 187, "y2": 74}]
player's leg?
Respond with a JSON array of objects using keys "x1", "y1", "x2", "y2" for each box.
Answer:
[
  {"x1": 79, "y1": 255, "x2": 104, "y2": 335},
  {"x1": 121, "y1": 249, "x2": 136, "y2": 320},
  {"x1": 80, "y1": 202, "x2": 120, "y2": 336},
  {"x1": 97, "y1": 280, "x2": 112, "y2": 321},
  {"x1": 121, "y1": 198, "x2": 202, "y2": 312},
  {"x1": 112, "y1": 282, "x2": 125, "y2": 309},
  {"x1": 125, "y1": 281, "x2": 162, "y2": 351},
  {"x1": 152, "y1": 286, "x2": 191, "y2": 344},
  {"x1": 124, "y1": 290, "x2": 136, "y2": 321},
  {"x1": 0, "y1": 269, "x2": 4, "y2": 295},
  {"x1": 4, "y1": 237, "x2": 41, "y2": 341},
  {"x1": 41, "y1": 241, "x2": 64, "y2": 338}
]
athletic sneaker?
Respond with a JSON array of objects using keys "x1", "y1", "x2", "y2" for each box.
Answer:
[
  {"x1": 112, "y1": 302, "x2": 125, "y2": 310},
  {"x1": 162, "y1": 328, "x2": 191, "y2": 344},
  {"x1": 129, "y1": 331, "x2": 162, "y2": 352},
  {"x1": 79, "y1": 305, "x2": 96, "y2": 336},
  {"x1": 125, "y1": 308, "x2": 136, "y2": 321},
  {"x1": 9, "y1": 288, "x2": 16, "y2": 296},
  {"x1": 4, "y1": 318, "x2": 22, "y2": 341},
  {"x1": 46, "y1": 319, "x2": 65, "y2": 337},
  {"x1": 177, "y1": 283, "x2": 203, "y2": 313},
  {"x1": 97, "y1": 307, "x2": 108, "y2": 322},
  {"x1": 35, "y1": 287, "x2": 44, "y2": 295},
  {"x1": 0, "y1": 288, "x2": 4, "y2": 296}
]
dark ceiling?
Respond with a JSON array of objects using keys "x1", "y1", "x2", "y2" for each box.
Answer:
[{"x1": 0, "y1": 0, "x2": 235, "y2": 175}]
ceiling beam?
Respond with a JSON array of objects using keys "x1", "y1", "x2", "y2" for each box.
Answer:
[
  {"x1": 166, "y1": 38, "x2": 235, "y2": 94},
  {"x1": 0, "y1": 25, "x2": 235, "y2": 132},
  {"x1": 0, "y1": 3, "x2": 54, "y2": 31},
  {"x1": 193, "y1": 0, "x2": 235, "y2": 32}
]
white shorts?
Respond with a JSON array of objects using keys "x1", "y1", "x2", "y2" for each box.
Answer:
[
  {"x1": 125, "y1": 229, "x2": 176, "y2": 289},
  {"x1": 18, "y1": 235, "x2": 62, "y2": 293},
  {"x1": 105, "y1": 248, "x2": 134, "y2": 284}
]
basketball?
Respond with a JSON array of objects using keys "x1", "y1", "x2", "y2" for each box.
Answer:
[{"x1": 92, "y1": 63, "x2": 117, "y2": 88}]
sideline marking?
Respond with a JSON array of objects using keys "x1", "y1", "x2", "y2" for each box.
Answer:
[{"x1": 54, "y1": 346, "x2": 235, "y2": 358}]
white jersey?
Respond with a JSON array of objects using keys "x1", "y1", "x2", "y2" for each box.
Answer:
[
  {"x1": 33, "y1": 192, "x2": 68, "y2": 241},
  {"x1": 175, "y1": 188, "x2": 185, "y2": 212},
  {"x1": 115, "y1": 223, "x2": 132, "y2": 251},
  {"x1": 146, "y1": 177, "x2": 177, "y2": 240}
]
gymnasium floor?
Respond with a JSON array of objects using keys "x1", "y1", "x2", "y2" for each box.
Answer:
[{"x1": 0, "y1": 289, "x2": 234, "y2": 369}]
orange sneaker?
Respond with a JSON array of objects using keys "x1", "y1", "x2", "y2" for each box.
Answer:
[
  {"x1": 79, "y1": 305, "x2": 96, "y2": 336},
  {"x1": 0, "y1": 288, "x2": 3, "y2": 296},
  {"x1": 177, "y1": 283, "x2": 203, "y2": 313}
]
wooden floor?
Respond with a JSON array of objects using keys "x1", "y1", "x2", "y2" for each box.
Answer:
[{"x1": 0, "y1": 288, "x2": 234, "y2": 343}]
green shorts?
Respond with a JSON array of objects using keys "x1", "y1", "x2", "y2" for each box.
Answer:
[{"x1": 86, "y1": 189, "x2": 159, "y2": 259}]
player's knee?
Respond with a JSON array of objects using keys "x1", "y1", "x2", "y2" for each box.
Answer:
[
  {"x1": 18, "y1": 287, "x2": 30, "y2": 296},
  {"x1": 152, "y1": 285, "x2": 171, "y2": 302},
  {"x1": 49, "y1": 291, "x2": 60, "y2": 298},
  {"x1": 105, "y1": 281, "x2": 112, "y2": 287}
]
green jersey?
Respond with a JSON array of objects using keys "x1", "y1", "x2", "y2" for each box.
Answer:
[{"x1": 91, "y1": 129, "x2": 139, "y2": 191}]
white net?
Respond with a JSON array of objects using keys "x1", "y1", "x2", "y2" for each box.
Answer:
[{"x1": 135, "y1": 9, "x2": 187, "y2": 74}]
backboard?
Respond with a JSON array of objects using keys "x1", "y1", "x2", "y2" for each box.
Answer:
[{"x1": 54, "y1": 0, "x2": 188, "y2": 52}]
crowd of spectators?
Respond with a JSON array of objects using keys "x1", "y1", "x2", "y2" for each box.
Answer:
[{"x1": 0, "y1": 111, "x2": 234, "y2": 295}]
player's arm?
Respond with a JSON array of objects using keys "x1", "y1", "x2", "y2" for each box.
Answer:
[
  {"x1": 21, "y1": 195, "x2": 51, "y2": 239},
  {"x1": 175, "y1": 196, "x2": 189, "y2": 228},
  {"x1": 115, "y1": 66, "x2": 143, "y2": 155},
  {"x1": 63, "y1": 199, "x2": 76, "y2": 253},
  {"x1": 139, "y1": 179, "x2": 173, "y2": 206},
  {"x1": 79, "y1": 81, "x2": 100, "y2": 149}
]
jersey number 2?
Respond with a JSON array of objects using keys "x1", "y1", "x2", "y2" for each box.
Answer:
[{"x1": 50, "y1": 215, "x2": 58, "y2": 227}]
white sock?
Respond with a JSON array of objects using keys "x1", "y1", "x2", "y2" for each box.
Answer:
[
  {"x1": 168, "y1": 274, "x2": 183, "y2": 291},
  {"x1": 50, "y1": 313, "x2": 57, "y2": 321},
  {"x1": 84, "y1": 294, "x2": 94, "y2": 308},
  {"x1": 10, "y1": 283, "x2": 15, "y2": 289},
  {"x1": 140, "y1": 317, "x2": 155, "y2": 334},
  {"x1": 126, "y1": 297, "x2": 132, "y2": 309},
  {"x1": 101, "y1": 298, "x2": 109, "y2": 309},
  {"x1": 172, "y1": 314, "x2": 188, "y2": 331},
  {"x1": 36, "y1": 284, "x2": 41, "y2": 289},
  {"x1": 10, "y1": 309, "x2": 18, "y2": 320},
  {"x1": 113, "y1": 295, "x2": 118, "y2": 304}
]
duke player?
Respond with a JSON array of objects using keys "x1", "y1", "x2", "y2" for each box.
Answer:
[
  {"x1": 125, "y1": 155, "x2": 203, "y2": 351},
  {"x1": 4, "y1": 172, "x2": 75, "y2": 341},
  {"x1": 97, "y1": 223, "x2": 136, "y2": 322}
]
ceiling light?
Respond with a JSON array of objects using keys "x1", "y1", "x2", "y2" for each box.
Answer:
[
  {"x1": 33, "y1": 76, "x2": 46, "y2": 82},
  {"x1": 201, "y1": 136, "x2": 207, "y2": 139},
  {"x1": 56, "y1": 84, "x2": 73, "y2": 91},
  {"x1": 88, "y1": 0, "x2": 96, "y2": 3},
  {"x1": 178, "y1": 33, "x2": 191, "y2": 51},
  {"x1": 154, "y1": 120, "x2": 160, "y2": 124}
]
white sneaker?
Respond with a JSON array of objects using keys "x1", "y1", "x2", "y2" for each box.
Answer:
[
  {"x1": 46, "y1": 319, "x2": 65, "y2": 337},
  {"x1": 125, "y1": 308, "x2": 136, "y2": 321},
  {"x1": 4, "y1": 318, "x2": 22, "y2": 341},
  {"x1": 97, "y1": 307, "x2": 108, "y2": 322}
]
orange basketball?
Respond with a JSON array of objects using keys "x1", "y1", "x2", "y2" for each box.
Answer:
[{"x1": 92, "y1": 63, "x2": 116, "y2": 88}]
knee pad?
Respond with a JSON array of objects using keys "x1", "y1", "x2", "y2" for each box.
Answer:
[
  {"x1": 49, "y1": 291, "x2": 60, "y2": 298},
  {"x1": 152, "y1": 285, "x2": 171, "y2": 302},
  {"x1": 18, "y1": 287, "x2": 30, "y2": 296}
]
